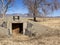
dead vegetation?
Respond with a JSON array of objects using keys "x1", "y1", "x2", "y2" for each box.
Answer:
[{"x1": 0, "y1": 18, "x2": 60, "y2": 45}]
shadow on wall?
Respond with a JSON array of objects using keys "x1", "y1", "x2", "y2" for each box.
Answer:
[
  {"x1": 25, "y1": 22, "x2": 36, "y2": 37},
  {"x1": 25, "y1": 29, "x2": 36, "y2": 37},
  {"x1": 0, "y1": 21, "x2": 7, "y2": 28}
]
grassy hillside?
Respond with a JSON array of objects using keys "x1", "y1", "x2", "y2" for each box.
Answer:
[{"x1": 0, "y1": 17, "x2": 60, "y2": 45}]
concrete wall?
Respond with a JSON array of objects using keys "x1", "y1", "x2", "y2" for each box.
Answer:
[
  {"x1": 0, "y1": 27, "x2": 9, "y2": 37},
  {"x1": 0, "y1": 16, "x2": 28, "y2": 36}
]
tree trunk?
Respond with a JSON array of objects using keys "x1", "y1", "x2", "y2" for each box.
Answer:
[
  {"x1": 33, "y1": 13, "x2": 37, "y2": 22},
  {"x1": 2, "y1": 13, "x2": 5, "y2": 20},
  {"x1": 34, "y1": 16, "x2": 36, "y2": 21}
]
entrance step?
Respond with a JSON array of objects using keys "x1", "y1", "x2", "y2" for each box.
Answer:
[{"x1": 12, "y1": 34, "x2": 30, "y2": 41}]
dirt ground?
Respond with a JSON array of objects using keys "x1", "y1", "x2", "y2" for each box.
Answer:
[{"x1": 0, "y1": 18, "x2": 60, "y2": 45}]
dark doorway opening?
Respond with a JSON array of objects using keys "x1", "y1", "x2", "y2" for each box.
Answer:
[{"x1": 12, "y1": 23, "x2": 23, "y2": 34}]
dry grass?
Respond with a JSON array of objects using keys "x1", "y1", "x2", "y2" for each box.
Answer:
[{"x1": 0, "y1": 17, "x2": 60, "y2": 45}]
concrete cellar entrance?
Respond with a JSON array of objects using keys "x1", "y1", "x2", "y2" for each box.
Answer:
[{"x1": 12, "y1": 23, "x2": 23, "y2": 35}]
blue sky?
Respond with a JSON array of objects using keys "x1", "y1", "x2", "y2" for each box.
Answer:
[
  {"x1": 6, "y1": 0, "x2": 28, "y2": 14},
  {"x1": 6, "y1": 0, "x2": 60, "y2": 16}
]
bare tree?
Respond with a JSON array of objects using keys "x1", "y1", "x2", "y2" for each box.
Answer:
[
  {"x1": 0, "y1": 0, "x2": 13, "y2": 18},
  {"x1": 24, "y1": 0, "x2": 60, "y2": 22}
]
